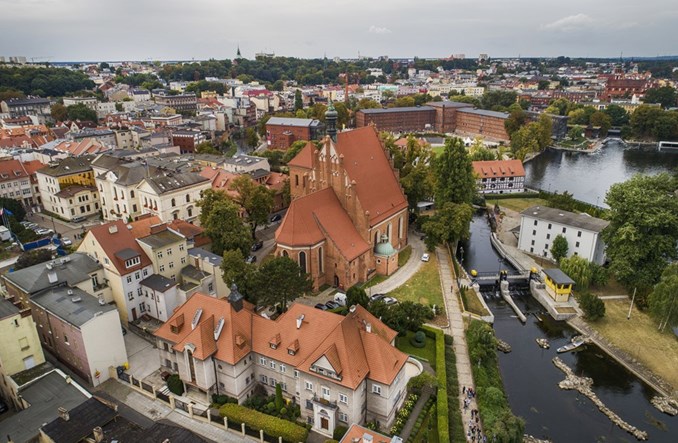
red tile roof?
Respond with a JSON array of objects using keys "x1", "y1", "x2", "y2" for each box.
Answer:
[
  {"x1": 84, "y1": 220, "x2": 152, "y2": 275},
  {"x1": 472, "y1": 159, "x2": 525, "y2": 178},
  {"x1": 275, "y1": 187, "x2": 370, "y2": 261},
  {"x1": 0, "y1": 159, "x2": 28, "y2": 183},
  {"x1": 286, "y1": 142, "x2": 315, "y2": 169}
]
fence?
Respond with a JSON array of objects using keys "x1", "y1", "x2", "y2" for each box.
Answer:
[{"x1": 110, "y1": 366, "x2": 304, "y2": 443}]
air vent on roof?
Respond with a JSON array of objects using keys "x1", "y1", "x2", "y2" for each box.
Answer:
[
  {"x1": 108, "y1": 225, "x2": 118, "y2": 234},
  {"x1": 71, "y1": 296, "x2": 82, "y2": 303},
  {"x1": 296, "y1": 314, "x2": 305, "y2": 329},
  {"x1": 191, "y1": 308, "x2": 203, "y2": 330},
  {"x1": 46, "y1": 262, "x2": 53, "y2": 270},
  {"x1": 47, "y1": 271, "x2": 58, "y2": 284},
  {"x1": 214, "y1": 317, "x2": 225, "y2": 340},
  {"x1": 67, "y1": 289, "x2": 73, "y2": 295}
]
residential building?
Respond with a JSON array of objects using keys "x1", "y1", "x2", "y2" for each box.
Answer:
[
  {"x1": 186, "y1": 247, "x2": 229, "y2": 297},
  {"x1": 155, "y1": 93, "x2": 197, "y2": 113},
  {"x1": 277, "y1": 121, "x2": 409, "y2": 290},
  {"x1": 171, "y1": 130, "x2": 206, "y2": 154},
  {"x1": 137, "y1": 172, "x2": 210, "y2": 224},
  {"x1": 154, "y1": 292, "x2": 410, "y2": 437},
  {"x1": 0, "y1": 97, "x2": 51, "y2": 123},
  {"x1": 136, "y1": 222, "x2": 188, "y2": 282},
  {"x1": 150, "y1": 114, "x2": 183, "y2": 127},
  {"x1": 77, "y1": 220, "x2": 155, "y2": 324},
  {"x1": 518, "y1": 206, "x2": 609, "y2": 265},
  {"x1": 0, "y1": 158, "x2": 33, "y2": 206},
  {"x1": 169, "y1": 219, "x2": 211, "y2": 249},
  {"x1": 356, "y1": 106, "x2": 436, "y2": 133},
  {"x1": 265, "y1": 117, "x2": 325, "y2": 149},
  {"x1": 222, "y1": 154, "x2": 270, "y2": 174},
  {"x1": 0, "y1": 368, "x2": 90, "y2": 443},
  {"x1": 339, "y1": 424, "x2": 392, "y2": 443},
  {"x1": 0, "y1": 298, "x2": 45, "y2": 410},
  {"x1": 36, "y1": 156, "x2": 100, "y2": 219},
  {"x1": 30, "y1": 286, "x2": 127, "y2": 385},
  {"x1": 472, "y1": 159, "x2": 525, "y2": 194},
  {"x1": 22, "y1": 159, "x2": 46, "y2": 208},
  {"x1": 62, "y1": 97, "x2": 98, "y2": 110}
]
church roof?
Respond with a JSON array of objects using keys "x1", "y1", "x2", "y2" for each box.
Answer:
[{"x1": 286, "y1": 141, "x2": 315, "y2": 169}]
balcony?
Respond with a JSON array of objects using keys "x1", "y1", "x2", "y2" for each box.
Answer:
[{"x1": 312, "y1": 394, "x2": 337, "y2": 409}]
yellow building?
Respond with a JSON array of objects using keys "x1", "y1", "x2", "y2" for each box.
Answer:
[
  {"x1": 36, "y1": 155, "x2": 99, "y2": 219},
  {"x1": 542, "y1": 268, "x2": 575, "y2": 302},
  {"x1": 0, "y1": 298, "x2": 45, "y2": 409}
]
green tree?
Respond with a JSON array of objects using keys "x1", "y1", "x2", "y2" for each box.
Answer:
[
  {"x1": 198, "y1": 191, "x2": 252, "y2": 256},
  {"x1": 14, "y1": 249, "x2": 53, "y2": 270},
  {"x1": 357, "y1": 98, "x2": 381, "y2": 109},
  {"x1": 422, "y1": 202, "x2": 473, "y2": 250},
  {"x1": 648, "y1": 263, "x2": 678, "y2": 330},
  {"x1": 115, "y1": 103, "x2": 123, "y2": 112},
  {"x1": 559, "y1": 255, "x2": 593, "y2": 289},
  {"x1": 590, "y1": 111, "x2": 612, "y2": 135},
  {"x1": 630, "y1": 105, "x2": 664, "y2": 139},
  {"x1": 576, "y1": 292, "x2": 606, "y2": 321},
  {"x1": 568, "y1": 125, "x2": 585, "y2": 142},
  {"x1": 195, "y1": 141, "x2": 221, "y2": 155},
  {"x1": 50, "y1": 103, "x2": 68, "y2": 121},
  {"x1": 644, "y1": 86, "x2": 677, "y2": 108},
  {"x1": 229, "y1": 175, "x2": 275, "y2": 240},
  {"x1": 294, "y1": 89, "x2": 303, "y2": 111},
  {"x1": 481, "y1": 90, "x2": 517, "y2": 111},
  {"x1": 538, "y1": 80, "x2": 550, "y2": 90},
  {"x1": 602, "y1": 173, "x2": 678, "y2": 301},
  {"x1": 346, "y1": 285, "x2": 369, "y2": 309},
  {"x1": 545, "y1": 98, "x2": 574, "y2": 116},
  {"x1": 245, "y1": 127, "x2": 259, "y2": 148},
  {"x1": 255, "y1": 257, "x2": 312, "y2": 310},
  {"x1": 550, "y1": 234, "x2": 569, "y2": 263},
  {"x1": 66, "y1": 103, "x2": 97, "y2": 122},
  {"x1": 400, "y1": 163, "x2": 435, "y2": 211},
  {"x1": 433, "y1": 137, "x2": 475, "y2": 205},
  {"x1": 282, "y1": 140, "x2": 310, "y2": 164},
  {"x1": 504, "y1": 107, "x2": 527, "y2": 137},
  {"x1": 604, "y1": 104, "x2": 629, "y2": 126},
  {"x1": 275, "y1": 383, "x2": 284, "y2": 411},
  {"x1": 0, "y1": 198, "x2": 26, "y2": 221}
]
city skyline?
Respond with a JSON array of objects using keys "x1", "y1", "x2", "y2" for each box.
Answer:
[{"x1": 1, "y1": 0, "x2": 677, "y2": 61}]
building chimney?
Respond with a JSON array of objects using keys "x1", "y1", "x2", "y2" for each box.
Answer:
[
  {"x1": 296, "y1": 314, "x2": 305, "y2": 329},
  {"x1": 93, "y1": 426, "x2": 104, "y2": 443},
  {"x1": 108, "y1": 225, "x2": 118, "y2": 234},
  {"x1": 57, "y1": 406, "x2": 69, "y2": 421}
]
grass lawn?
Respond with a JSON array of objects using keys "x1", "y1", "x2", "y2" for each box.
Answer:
[
  {"x1": 487, "y1": 197, "x2": 549, "y2": 213},
  {"x1": 398, "y1": 245, "x2": 412, "y2": 267},
  {"x1": 589, "y1": 275, "x2": 628, "y2": 297},
  {"x1": 396, "y1": 331, "x2": 436, "y2": 363},
  {"x1": 588, "y1": 300, "x2": 678, "y2": 390},
  {"x1": 461, "y1": 286, "x2": 490, "y2": 316},
  {"x1": 431, "y1": 146, "x2": 445, "y2": 156},
  {"x1": 362, "y1": 274, "x2": 388, "y2": 289},
  {"x1": 389, "y1": 254, "x2": 445, "y2": 314}
]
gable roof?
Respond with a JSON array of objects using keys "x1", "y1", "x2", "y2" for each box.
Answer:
[
  {"x1": 286, "y1": 141, "x2": 315, "y2": 169},
  {"x1": 3, "y1": 253, "x2": 102, "y2": 295},
  {"x1": 472, "y1": 159, "x2": 525, "y2": 178},
  {"x1": 335, "y1": 127, "x2": 408, "y2": 225},
  {"x1": 0, "y1": 159, "x2": 28, "y2": 182},
  {"x1": 521, "y1": 205, "x2": 609, "y2": 233},
  {"x1": 84, "y1": 220, "x2": 152, "y2": 275},
  {"x1": 275, "y1": 187, "x2": 370, "y2": 261}
]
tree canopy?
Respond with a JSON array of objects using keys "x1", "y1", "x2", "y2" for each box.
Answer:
[
  {"x1": 643, "y1": 86, "x2": 677, "y2": 109},
  {"x1": 66, "y1": 103, "x2": 97, "y2": 122},
  {"x1": 229, "y1": 176, "x2": 275, "y2": 239},
  {"x1": 550, "y1": 234, "x2": 569, "y2": 263},
  {"x1": 0, "y1": 66, "x2": 94, "y2": 97},
  {"x1": 433, "y1": 137, "x2": 476, "y2": 205},
  {"x1": 15, "y1": 249, "x2": 53, "y2": 270},
  {"x1": 602, "y1": 173, "x2": 678, "y2": 302},
  {"x1": 255, "y1": 256, "x2": 312, "y2": 310},
  {"x1": 648, "y1": 263, "x2": 678, "y2": 330},
  {"x1": 198, "y1": 190, "x2": 252, "y2": 256}
]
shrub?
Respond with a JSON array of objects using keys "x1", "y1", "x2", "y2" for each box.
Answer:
[
  {"x1": 167, "y1": 374, "x2": 184, "y2": 396},
  {"x1": 211, "y1": 394, "x2": 237, "y2": 405},
  {"x1": 220, "y1": 403, "x2": 309, "y2": 443},
  {"x1": 422, "y1": 325, "x2": 449, "y2": 443},
  {"x1": 275, "y1": 383, "x2": 284, "y2": 411},
  {"x1": 577, "y1": 292, "x2": 606, "y2": 321},
  {"x1": 410, "y1": 330, "x2": 427, "y2": 348},
  {"x1": 333, "y1": 425, "x2": 348, "y2": 440},
  {"x1": 407, "y1": 372, "x2": 438, "y2": 395}
]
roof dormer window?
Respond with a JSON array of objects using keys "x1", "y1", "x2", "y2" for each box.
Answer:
[{"x1": 125, "y1": 256, "x2": 141, "y2": 268}]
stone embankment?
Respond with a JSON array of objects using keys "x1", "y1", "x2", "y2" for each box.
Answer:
[
  {"x1": 552, "y1": 357, "x2": 648, "y2": 441},
  {"x1": 651, "y1": 396, "x2": 678, "y2": 416},
  {"x1": 523, "y1": 435, "x2": 551, "y2": 443}
]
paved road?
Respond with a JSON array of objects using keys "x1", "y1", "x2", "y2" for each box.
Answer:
[{"x1": 436, "y1": 246, "x2": 484, "y2": 440}]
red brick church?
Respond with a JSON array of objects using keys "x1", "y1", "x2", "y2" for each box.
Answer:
[{"x1": 274, "y1": 104, "x2": 409, "y2": 290}]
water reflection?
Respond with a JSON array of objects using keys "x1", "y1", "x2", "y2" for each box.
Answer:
[{"x1": 524, "y1": 140, "x2": 678, "y2": 206}]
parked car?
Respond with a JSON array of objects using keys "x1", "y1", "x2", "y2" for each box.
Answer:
[
  {"x1": 61, "y1": 237, "x2": 72, "y2": 246},
  {"x1": 369, "y1": 293, "x2": 385, "y2": 303},
  {"x1": 421, "y1": 253, "x2": 430, "y2": 262},
  {"x1": 382, "y1": 296, "x2": 398, "y2": 305},
  {"x1": 333, "y1": 292, "x2": 347, "y2": 306},
  {"x1": 270, "y1": 214, "x2": 282, "y2": 223},
  {"x1": 36, "y1": 228, "x2": 53, "y2": 236},
  {"x1": 251, "y1": 240, "x2": 264, "y2": 251},
  {"x1": 325, "y1": 301, "x2": 340, "y2": 310},
  {"x1": 245, "y1": 255, "x2": 257, "y2": 264},
  {"x1": 71, "y1": 215, "x2": 87, "y2": 223},
  {"x1": 314, "y1": 303, "x2": 328, "y2": 310}
]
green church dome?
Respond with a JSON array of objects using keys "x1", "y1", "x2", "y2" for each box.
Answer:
[{"x1": 374, "y1": 235, "x2": 396, "y2": 256}]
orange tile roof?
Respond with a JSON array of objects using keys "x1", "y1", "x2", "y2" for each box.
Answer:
[
  {"x1": 54, "y1": 138, "x2": 108, "y2": 156},
  {"x1": 286, "y1": 141, "x2": 315, "y2": 169},
  {"x1": 155, "y1": 295, "x2": 406, "y2": 389},
  {"x1": 340, "y1": 424, "x2": 391, "y2": 443},
  {"x1": 472, "y1": 159, "x2": 525, "y2": 178},
  {"x1": 22, "y1": 160, "x2": 46, "y2": 176},
  {"x1": 84, "y1": 220, "x2": 152, "y2": 275},
  {"x1": 335, "y1": 127, "x2": 408, "y2": 225},
  {"x1": 127, "y1": 215, "x2": 163, "y2": 239},
  {"x1": 0, "y1": 159, "x2": 28, "y2": 182},
  {"x1": 199, "y1": 167, "x2": 240, "y2": 197},
  {"x1": 275, "y1": 187, "x2": 370, "y2": 261}
]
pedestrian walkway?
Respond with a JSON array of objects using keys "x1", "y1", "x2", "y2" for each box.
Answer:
[
  {"x1": 97, "y1": 379, "x2": 255, "y2": 443},
  {"x1": 436, "y1": 246, "x2": 484, "y2": 440},
  {"x1": 398, "y1": 385, "x2": 434, "y2": 441},
  {"x1": 370, "y1": 231, "x2": 426, "y2": 294}
]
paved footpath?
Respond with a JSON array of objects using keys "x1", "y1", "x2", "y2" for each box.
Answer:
[
  {"x1": 369, "y1": 230, "x2": 426, "y2": 294},
  {"x1": 436, "y1": 246, "x2": 484, "y2": 440},
  {"x1": 97, "y1": 379, "x2": 254, "y2": 443}
]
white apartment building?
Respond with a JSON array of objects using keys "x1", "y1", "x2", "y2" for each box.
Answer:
[
  {"x1": 472, "y1": 159, "x2": 525, "y2": 194},
  {"x1": 0, "y1": 159, "x2": 33, "y2": 206},
  {"x1": 518, "y1": 206, "x2": 609, "y2": 265}
]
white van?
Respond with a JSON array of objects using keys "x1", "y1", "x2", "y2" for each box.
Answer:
[{"x1": 333, "y1": 292, "x2": 347, "y2": 307}]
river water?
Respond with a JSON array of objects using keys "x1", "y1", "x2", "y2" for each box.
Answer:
[
  {"x1": 460, "y1": 213, "x2": 678, "y2": 442},
  {"x1": 523, "y1": 140, "x2": 678, "y2": 207}
]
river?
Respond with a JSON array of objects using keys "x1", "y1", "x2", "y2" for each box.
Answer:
[
  {"x1": 460, "y1": 213, "x2": 677, "y2": 442},
  {"x1": 523, "y1": 140, "x2": 678, "y2": 207}
]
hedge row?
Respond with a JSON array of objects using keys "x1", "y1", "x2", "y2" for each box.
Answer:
[
  {"x1": 219, "y1": 403, "x2": 309, "y2": 443},
  {"x1": 422, "y1": 325, "x2": 449, "y2": 443},
  {"x1": 444, "y1": 337, "x2": 465, "y2": 442}
]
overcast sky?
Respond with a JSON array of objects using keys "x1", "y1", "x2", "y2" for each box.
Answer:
[{"x1": 1, "y1": 0, "x2": 677, "y2": 61}]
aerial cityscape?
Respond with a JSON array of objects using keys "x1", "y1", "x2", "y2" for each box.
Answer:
[{"x1": 0, "y1": 2, "x2": 677, "y2": 443}]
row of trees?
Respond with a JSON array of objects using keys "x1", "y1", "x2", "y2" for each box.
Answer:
[
  {"x1": 0, "y1": 66, "x2": 95, "y2": 98},
  {"x1": 504, "y1": 105, "x2": 553, "y2": 159},
  {"x1": 50, "y1": 103, "x2": 98, "y2": 122}
]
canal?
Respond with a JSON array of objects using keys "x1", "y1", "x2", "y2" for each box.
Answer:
[
  {"x1": 460, "y1": 213, "x2": 677, "y2": 442},
  {"x1": 523, "y1": 139, "x2": 678, "y2": 207}
]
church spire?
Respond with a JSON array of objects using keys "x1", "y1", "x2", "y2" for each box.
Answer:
[
  {"x1": 325, "y1": 100, "x2": 338, "y2": 142},
  {"x1": 236, "y1": 45, "x2": 242, "y2": 59}
]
